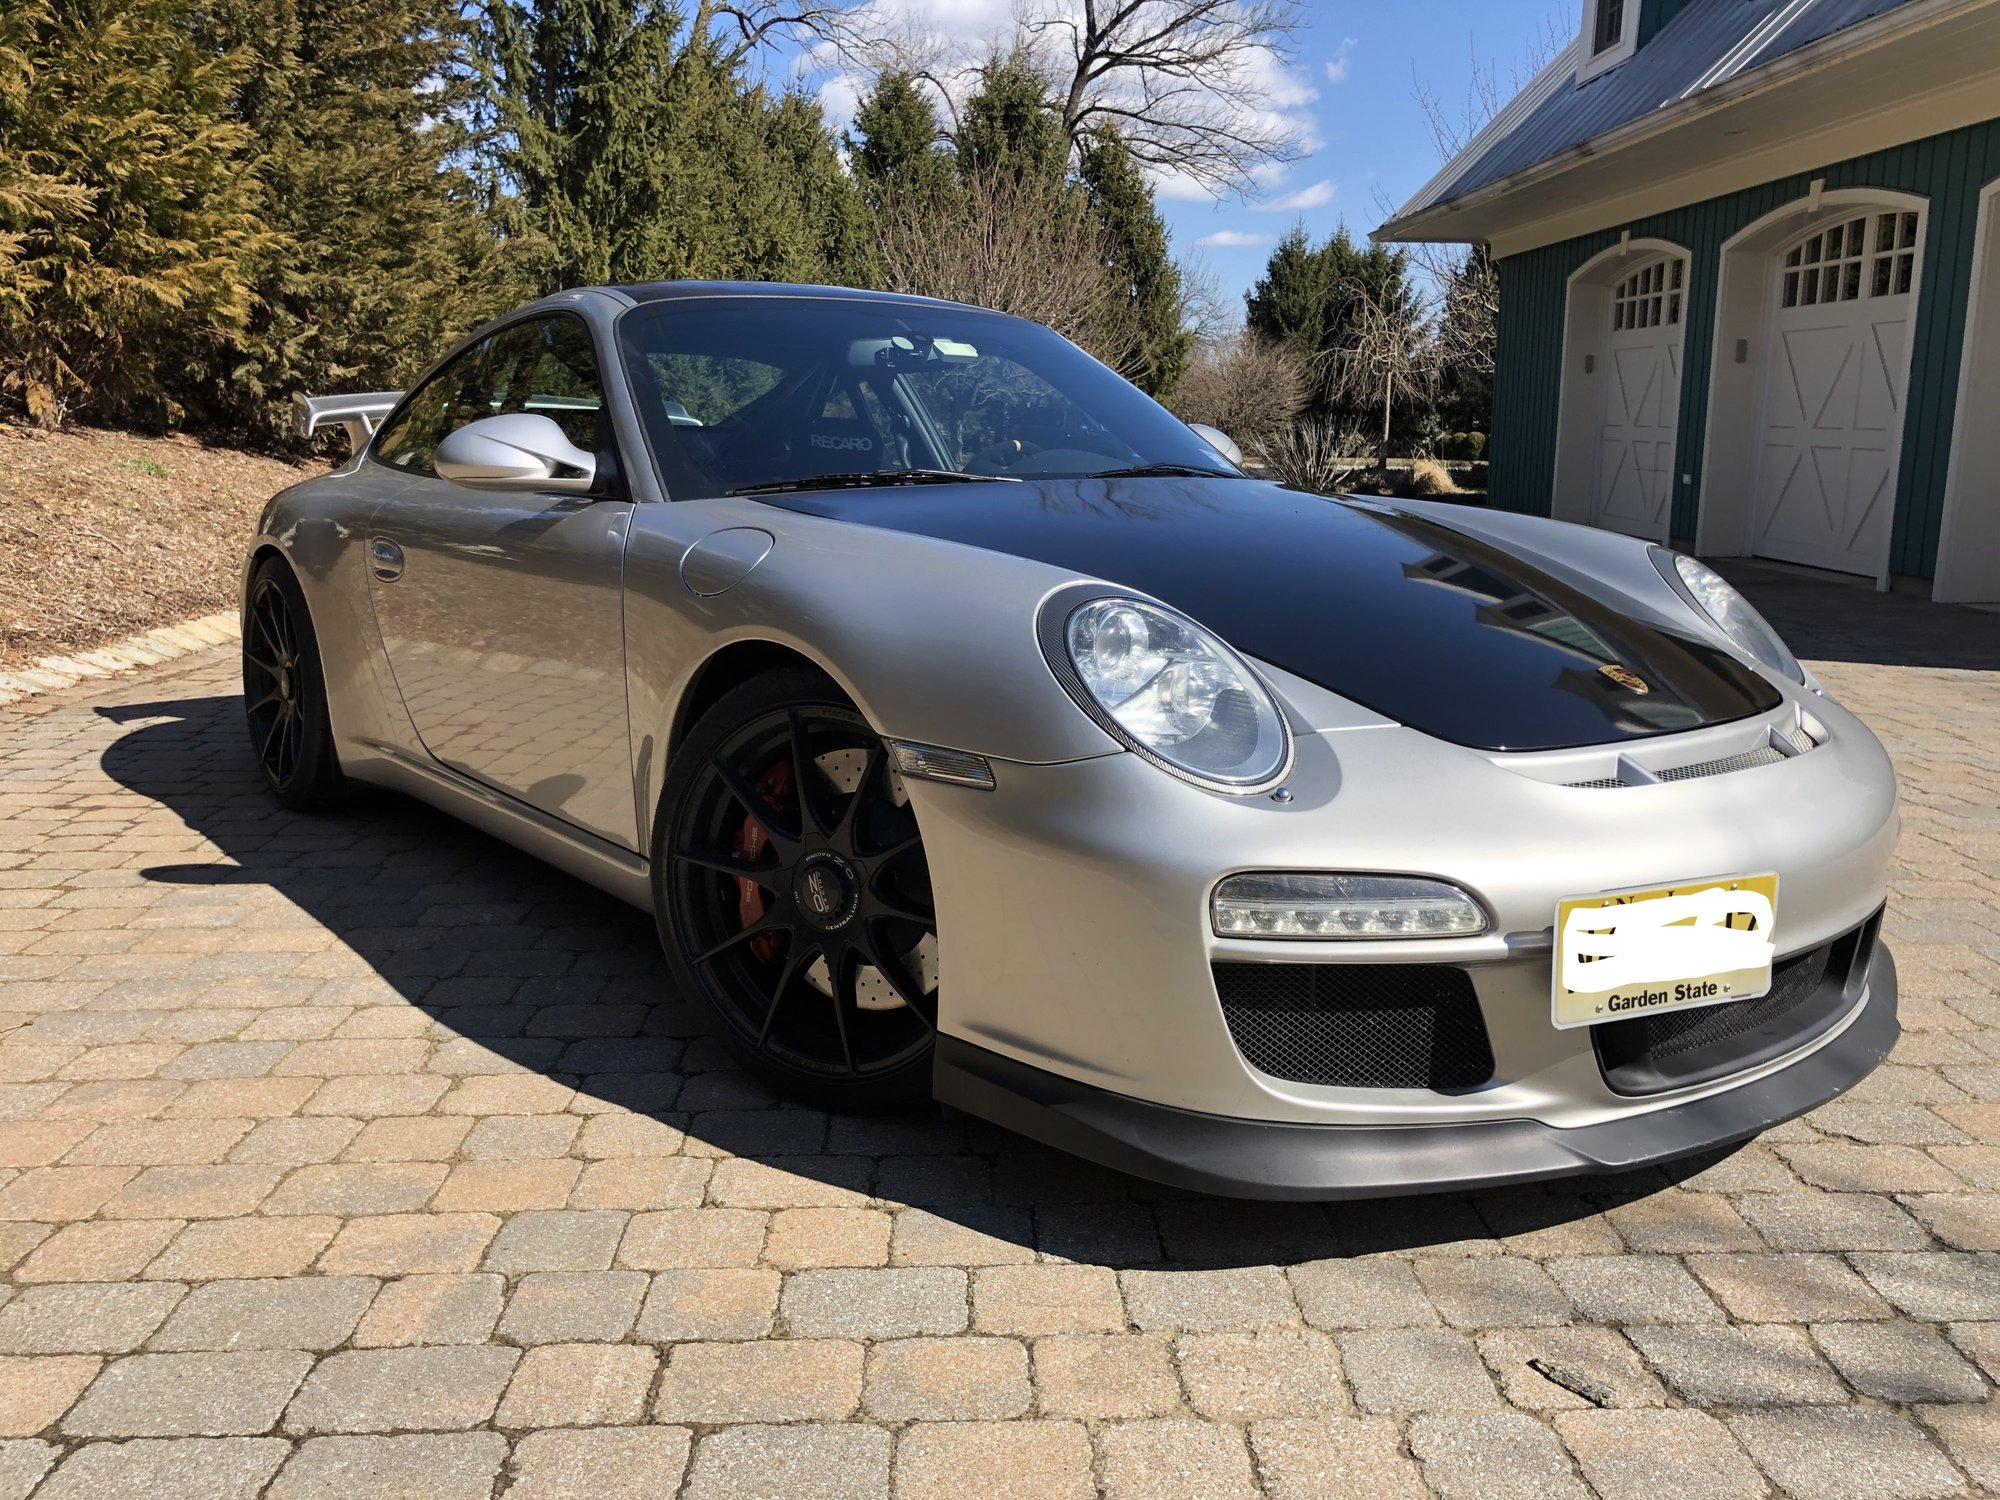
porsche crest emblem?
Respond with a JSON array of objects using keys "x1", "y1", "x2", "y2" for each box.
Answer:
[{"x1": 1598, "y1": 664, "x2": 1650, "y2": 695}]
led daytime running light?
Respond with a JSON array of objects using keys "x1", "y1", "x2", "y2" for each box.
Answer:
[{"x1": 1212, "y1": 873, "x2": 1489, "y2": 940}]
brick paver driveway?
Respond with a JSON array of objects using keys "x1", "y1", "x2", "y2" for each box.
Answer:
[{"x1": 0, "y1": 562, "x2": 1995, "y2": 1500}]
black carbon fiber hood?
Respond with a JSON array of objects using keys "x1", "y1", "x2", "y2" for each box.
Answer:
[{"x1": 757, "y1": 477, "x2": 1781, "y2": 752}]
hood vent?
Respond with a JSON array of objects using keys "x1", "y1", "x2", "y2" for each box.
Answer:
[{"x1": 1564, "y1": 721, "x2": 1821, "y2": 789}]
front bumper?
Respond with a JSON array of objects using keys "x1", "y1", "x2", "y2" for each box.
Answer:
[
  {"x1": 911, "y1": 673, "x2": 1898, "y2": 1130},
  {"x1": 935, "y1": 941, "x2": 1897, "y2": 1200}
]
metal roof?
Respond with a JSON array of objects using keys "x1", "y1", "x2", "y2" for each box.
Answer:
[{"x1": 1403, "y1": 0, "x2": 1921, "y2": 217}]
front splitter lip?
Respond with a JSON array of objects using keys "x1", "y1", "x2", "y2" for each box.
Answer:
[{"x1": 934, "y1": 944, "x2": 1898, "y2": 1202}]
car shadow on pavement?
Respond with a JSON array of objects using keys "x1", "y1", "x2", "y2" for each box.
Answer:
[{"x1": 96, "y1": 690, "x2": 1740, "y2": 1270}]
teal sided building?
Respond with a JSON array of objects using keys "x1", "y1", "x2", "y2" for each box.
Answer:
[{"x1": 1377, "y1": 0, "x2": 2000, "y2": 603}]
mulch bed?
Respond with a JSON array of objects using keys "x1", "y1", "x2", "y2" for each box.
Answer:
[{"x1": 0, "y1": 423, "x2": 326, "y2": 667}]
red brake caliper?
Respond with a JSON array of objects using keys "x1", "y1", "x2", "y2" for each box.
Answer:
[{"x1": 732, "y1": 759, "x2": 792, "y2": 962}]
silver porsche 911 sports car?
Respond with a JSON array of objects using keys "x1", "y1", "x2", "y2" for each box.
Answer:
[{"x1": 246, "y1": 281, "x2": 1899, "y2": 1199}]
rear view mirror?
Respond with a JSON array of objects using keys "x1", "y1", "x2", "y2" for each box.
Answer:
[{"x1": 434, "y1": 414, "x2": 597, "y2": 493}]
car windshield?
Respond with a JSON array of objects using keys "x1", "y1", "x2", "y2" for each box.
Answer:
[{"x1": 616, "y1": 296, "x2": 1237, "y2": 499}]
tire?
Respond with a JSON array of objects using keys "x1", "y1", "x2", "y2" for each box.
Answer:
[
  {"x1": 653, "y1": 669, "x2": 939, "y2": 1111},
  {"x1": 241, "y1": 556, "x2": 350, "y2": 812}
]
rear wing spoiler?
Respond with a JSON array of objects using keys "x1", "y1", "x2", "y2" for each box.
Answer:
[{"x1": 293, "y1": 391, "x2": 402, "y2": 451}]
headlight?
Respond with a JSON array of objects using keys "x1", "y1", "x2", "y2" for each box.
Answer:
[
  {"x1": 1213, "y1": 873, "x2": 1489, "y2": 939},
  {"x1": 1654, "y1": 551, "x2": 1805, "y2": 684},
  {"x1": 1042, "y1": 593, "x2": 1290, "y2": 789}
]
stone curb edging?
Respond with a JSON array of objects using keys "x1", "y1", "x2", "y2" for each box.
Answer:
[{"x1": 0, "y1": 610, "x2": 240, "y2": 706}]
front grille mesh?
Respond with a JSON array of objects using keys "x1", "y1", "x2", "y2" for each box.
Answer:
[
  {"x1": 1656, "y1": 745, "x2": 1789, "y2": 782},
  {"x1": 1612, "y1": 943, "x2": 1831, "y2": 1061},
  {"x1": 1213, "y1": 963, "x2": 1495, "y2": 1090},
  {"x1": 1590, "y1": 914, "x2": 1878, "y2": 1096},
  {"x1": 1564, "y1": 724, "x2": 1820, "y2": 788}
]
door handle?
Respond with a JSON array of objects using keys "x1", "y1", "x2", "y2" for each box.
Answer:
[{"x1": 368, "y1": 537, "x2": 405, "y2": 581}]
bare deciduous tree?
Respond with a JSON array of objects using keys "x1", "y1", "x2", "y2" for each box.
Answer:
[
  {"x1": 839, "y1": 1, "x2": 1307, "y2": 197},
  {"x1": 1324, "y1": 286, "x2": 1438, "y2": 472},
  {"x1": 688, "y1": 0, "x2": 855, "y2": 64},
  {"x1": 1411, "y1": 13, "x2": 1573, "y2": 163},
  {"x1": 872, "y1": 169, "x2": 1135, "y2": 365},
  {"x1": 1171, "y1": 249, "x2": 1233, "y2": 346},
  {"x1": 1398, "y1": 14, "x2": 1571, "y2": 388},
  {"x1": 1027, "y1": 0, "x2": 1308, "y2": 196},
  {"x1": 1433, "y1": 242, "x2": 1495, "y2": 384}
]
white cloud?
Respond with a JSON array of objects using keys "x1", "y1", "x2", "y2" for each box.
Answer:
[
  {"x1": 1324, "y1": 37, "x2": 1358, "y2": 85},
  {"x1": 1197, "y1": 230, "x2": 1271, "y2": 248},
  {"x1": 1152, "y1": 170, "x2": 1222, "y2": 203},
  {"x1": 815, "y1": 72, "x2": 865, "y2": 140},
  {"x1": 1256, "y1": 179, "x2": 1336, "y2": 212}
]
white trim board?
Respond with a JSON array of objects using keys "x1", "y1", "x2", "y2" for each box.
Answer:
[{"x1": 1933, "y1": 174, "x2": 2000, "y2": 604}]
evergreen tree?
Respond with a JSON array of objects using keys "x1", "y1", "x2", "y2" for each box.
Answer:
[
  {"x1": 0, "y1": 1, "x2": 91, "y2": 312},
  {"x1": 1245, "y1": 227, "x2": 1334, "y2": 364},
  {"x1": 847, "y1": 70, "x2": 950, "y2": 206},
  {"x1": 955, "y1": 50, "x2": 1066, "y2": 181},
  {"x1": 192, "y1": 0, "x2": 506, "y2": 445},
  {"x1": 0, "y1": 0, "x2": 265, "y2": 428},
  {"x1": 479, "y1": 0, "x2": 675, "y2": 290},
  {"x1": 1078, "y1": 127, "x2": 1188, "y2": 399},
  {"x1": 478, "y1": 1, "x2": 866, "y2": 293},
  {"x1": 1246, "y1": 224, "x2": 1419, "y2": 422},
  {"x1": 720, "y1": 85, "x2": 872, "y2": 284},
  {"x1": 1434, "y1": 243, "x2": 1496, "y2": 436}
]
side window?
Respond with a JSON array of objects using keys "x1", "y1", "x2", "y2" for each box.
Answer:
[
  {"x1": 481, "y1": 317, "x2": 606, "y2": 451},
  {"x1": 371, "y1": 338, "x2": 489, "y2": 473}
]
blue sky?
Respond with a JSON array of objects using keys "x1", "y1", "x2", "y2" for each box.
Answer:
[
  {"x1": 781, "y1": 1, "x2": 1570, "y2": 317},
  {"x1": 1151, "y1": 0, "x2": 1567, "y2": 310}
]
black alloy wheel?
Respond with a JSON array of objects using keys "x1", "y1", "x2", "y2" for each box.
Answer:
[
  {"x1": 241, "y1": 558, "x2": 346, "y2": 811},
  {"x1": 656, "y1": 670, "x2": 939, "y2": 1109}
]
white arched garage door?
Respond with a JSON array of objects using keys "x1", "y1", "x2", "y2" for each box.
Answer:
[
  {"x1": 1593, "y1": 255, "x2": 1687, "y2": 539},
  {"x1": 1750, "y1": 209, "x2": 1925, "y2": 574}
]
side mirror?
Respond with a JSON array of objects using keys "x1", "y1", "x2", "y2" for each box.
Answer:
[
  {"x1": 1186, "y1": 422, "x2": 1244, "y2": 467},
  {"x1": 434, "y1": 413, "x2": 597, "y2": 493}
]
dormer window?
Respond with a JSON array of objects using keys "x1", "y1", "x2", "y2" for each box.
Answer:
[
  {"x1": 1593, "y1": 0, "x2": 1626, "y2": 53},
  {"x1": 1580, "y1": 0, "x2": 1639, "y2": 79}
]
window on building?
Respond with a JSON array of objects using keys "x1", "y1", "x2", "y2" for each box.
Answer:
[
  {"x1": 1780, "y1": 212, "x2": 1922, "y2": 309},
  {"x1": 1594, "y1": 0, "x2": 1626, "y2": 53},
  {"x1": 1611, "y1": 257, "x2": 1684, "y2": 332},
  {"x1": 1580, "y1": 0, "x2": 1639, "y2": 79}
]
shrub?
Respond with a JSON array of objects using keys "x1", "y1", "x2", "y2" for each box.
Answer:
[
  {"x1": 1255, "y1": 415, "x2": 1368, "y2": 494},
  {"x1": 1402, "y1": 458, "x2": 1462, "y2": 497},
  {"x1": 1169, "y1": 331, "x2": 1308, "y2": 460}
]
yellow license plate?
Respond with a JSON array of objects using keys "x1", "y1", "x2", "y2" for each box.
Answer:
[{"x1": 1553, "y1": 874, "x2": 1779, "y2": 1030}]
